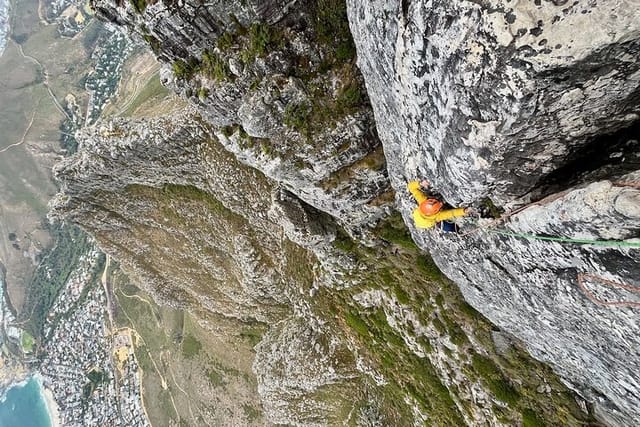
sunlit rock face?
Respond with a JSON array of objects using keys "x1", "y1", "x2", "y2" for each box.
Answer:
[
  {"x1": 348, "y1": 0, "x2": 640, "y2": 424},
  {"x1": 348, "y1": 0, "x2": 640, "y2": 205}
]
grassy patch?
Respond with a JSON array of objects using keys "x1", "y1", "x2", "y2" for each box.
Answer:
[
  {"x1": 311, "y1": 0, "x2": 356, "y2": 62},
  {"x1": 472, "y1": 352, "x2": 520, "y2": 406},
  {"x1": 242, "y1": 404, "x2": 262, "y2": 422},
  {"x1": 206, "y1": 368, "x2": 226, "y2": 388},
  {"x1": 239, "y1": 324, "x2": 266, "y2": 347},
  {"x1": 416, "y1": 254, "x2": 445, "y2": 281},
  {"x1": 129, "y1": 0, "x2": 147, "y2": 13},
  {"x1": 20, "y1": 331, "x2": 34, "y2": 353},
  {"x1": 373, "y1": 212, "x2": 417, "y2": 250},
  {"x1": 283, "y1": 102, "x2": 312, "y2": 134},
  {"x1": 181, "y1": 334, "x2": 202, "y2": 358},
  {"x1": 522, "y1": 408, "x2": 546, "y2": 427},
  {"x1": 119, "y1": 72, "x2": 169, "y2": 117},
  {"x1": 345, "y1": 311, "x2": 369, "y2": 337},
  {"x1": 201, "y1": 50, "x2": 231, "y2": 81}
]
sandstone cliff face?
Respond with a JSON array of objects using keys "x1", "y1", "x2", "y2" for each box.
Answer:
[
  {"x1": 51, "y1": 0, "x2": 640, "y2": 425},
  {"x1": 348, "y1": 0, "x2": 640, "y2": 424}
]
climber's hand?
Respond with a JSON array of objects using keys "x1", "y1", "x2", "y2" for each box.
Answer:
[
  {"x1": 464, "y1": 207, "x2": 477, "y2": 216},
  {"x1": 419, "y1": 180, "x2": 430, "y2": 188}
]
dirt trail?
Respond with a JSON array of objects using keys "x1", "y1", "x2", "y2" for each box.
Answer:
[{"x1": 0, "y1": 107, "x2": 37, "y2": 154}]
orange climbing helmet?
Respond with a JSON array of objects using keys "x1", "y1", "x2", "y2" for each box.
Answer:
[{"x1": 419, "y1": 199, "x2": 443, "y2": 216}]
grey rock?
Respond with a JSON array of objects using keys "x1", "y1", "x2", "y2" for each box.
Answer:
[
  {"x1": 349, "y1": 0, "x2": 640, "y2": 424},
  {"x1": 348, "y1": 0, "x2": 640, "y2": 206}
]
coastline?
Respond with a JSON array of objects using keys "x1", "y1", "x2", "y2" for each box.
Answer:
[
  {"x1": 36, "y1": 375, "x2": 61, "y2": 427},
  {"x1": 0, "y1": 0, "x2": 9, "y2": 57}
]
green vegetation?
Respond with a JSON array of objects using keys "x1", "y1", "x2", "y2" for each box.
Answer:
[
  {"x1": 522, "y1": 408, "x2": 546, "y2": 427},
  {"x1": 239, "y1": 324, "x2": 266, "y2": 347},
  {"x1": 345, "y1": 311, "x2": 369, "y2": 337},
  {"x1": 119, "y1": 72, "x2": 170, "y2": 117},
  {"x1": 172, "y1": 59, "x2": 197, "y2": 80},
  {"x1": 241, "y1": 23, "x2": 279, "y2": 63},
  {"x1": 242, "y1": 404, "x2": 262, "y2": 422},
  {"x1": 311, "y1": 0, "x2": 356, "y2": 62},
  {"x1": 416, "y1": 253, "x2": 445, "y2": 281},
  {"x1": 313, "y1": 209, "x2": 599, "y2": 425},
  {"x1": 82, "y1": 368, "x2": 109, "y2": 400},
  {"x1": 129, "y1": 0, "x2": 147, "y2": 13},
  {"x1": 182, "y1": 334, "x2": 202, "y2": 358},
  {"x1": 336, "y1": 82, "x2": 362, "y2": 110},
  {"x1": 471, "y1": 352, "x2": 520, "y2": 405},
  {"x1": 283, "y1": 102, "x2": 312, "y2": 134},
  {"x1": 201, "y1": 50, "x2": 230, "y2": 81},
  {"x1": 206, "y1": 368, "x2": 226, "y2": 387},
  {"x1": 374, "y1": 212, "x2": 417, "y2": 250},
  {"x1": 198, "y1": 87, "x2": 209, "y2": 101},
  {"x1": 217, "y1": 32, "x2": 235, "y2": 51},
  {"x1": 20, "y1": 331, "x2": 34, "y2": 353},
  {"x1": 20, "y1": 224, "x2": 95, "y2": 340}
]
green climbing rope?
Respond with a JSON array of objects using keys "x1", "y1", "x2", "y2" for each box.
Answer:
[{"x1": 485, "y1": 228, "x2": 640, "y2": 248}]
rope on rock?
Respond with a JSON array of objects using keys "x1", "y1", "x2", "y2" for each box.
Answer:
[
  {"x1": 613, "y1": 181, "x2": 640, "y2": 189},
  {"x1": 462, "y1": 180, "x2": 640, "y2": 248},
  {"x1": 577, "y1": 273, "x2": 640, "y2": 308},
  {"x1": 484, "y1": 229, "x2": 640, "y2": 248}
]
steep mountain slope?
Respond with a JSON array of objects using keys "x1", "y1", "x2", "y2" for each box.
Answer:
[{"x1": 50, "y1": 0, "x2": 640, "y2": 425}]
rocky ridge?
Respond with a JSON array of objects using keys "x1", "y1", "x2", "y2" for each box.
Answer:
[
  {"x1": 90, "y1": 0, "x2": 392, "y2": 234},
  {"x1": 50, "y1": 0, "x2": 640, "y2": 425}
]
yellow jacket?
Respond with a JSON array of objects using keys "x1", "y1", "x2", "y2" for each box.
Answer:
[{"x1": 407, "y1": 181, "x2": 466, "y2": 229}]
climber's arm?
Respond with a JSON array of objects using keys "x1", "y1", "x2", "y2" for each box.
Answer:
[
  {"x1": 407, "y1": 181, "x2": 427, "y2": 204},
  {"x1": 433, "y1": 208, "x2": 467, "y2": 222}
]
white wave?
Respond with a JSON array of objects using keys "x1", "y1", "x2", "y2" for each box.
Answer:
[{"x1": 0, "y1": 0, "x2": 10, "y2": 58}]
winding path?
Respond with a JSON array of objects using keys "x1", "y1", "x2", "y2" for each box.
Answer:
[
  {"x1": 11, "y1": 39, "x2": 71, "y2": 121},
  {"x1": 0, "y1": 107, "x2": 37, "y2": 153}
]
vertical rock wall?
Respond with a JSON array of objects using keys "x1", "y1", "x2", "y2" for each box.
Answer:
[{"x1": 348, "y1": 0, "x2": 640, "y2": 424}]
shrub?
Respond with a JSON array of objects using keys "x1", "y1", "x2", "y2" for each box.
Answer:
[
  {"x1": 345, "y1": 311, "x2": 369, "y2": 337},
  {"x1": 522, "y1": 409, "x2": 545, "y2": 427},
  {"x1": 217, "y1": 32, "x2": 235, "y2": 51},
  {"x1": 284, "y1": 102, "x2": 312, "y2": 132},
  {"x1": 416, "y1": 255, "x2": 444, "y2": 281},
  {"x1": 249, "y1": 23, "x2": 272, "y2": 56},
  {"x1": 182, "y1": 334, "x2": 202, "y2": 358},
  {"x1": 172, "y1": 59, "x2": 195, "y2": 80},
  {"x1": 337, "y1": 83, "x2": 362, "y2": 109},
  {"x1": 472, "y1": 353, "x2": 520, "y2": 406},
  {"x1": 129, "y1": 0, "x2": 147, "y2": 13},
  {"x1": 201, "y1": 50, "x2": 230, "y2": 81},
  {"x1": 198, "y1": 87, "x2": 209, "y2": 101}
]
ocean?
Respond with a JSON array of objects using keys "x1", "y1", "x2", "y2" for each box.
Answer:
[{"x1": 0, "y1": 377, "x2": 52, "y2": 427}]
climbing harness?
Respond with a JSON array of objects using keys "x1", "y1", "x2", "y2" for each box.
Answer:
[{"x1": 577, "y1": 273, "x2": 640, "y2": 308}]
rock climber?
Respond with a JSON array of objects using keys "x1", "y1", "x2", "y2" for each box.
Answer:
[{"x1": 407, "y1": 180, "x2": 473, "y2": 232}]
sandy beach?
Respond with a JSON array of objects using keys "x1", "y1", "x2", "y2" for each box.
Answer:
[{"x1": 37, "y1": 376, "x2": 62, "y2": 427}]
